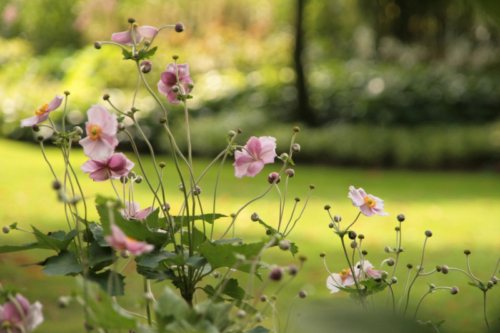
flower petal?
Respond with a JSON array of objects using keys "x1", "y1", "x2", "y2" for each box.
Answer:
[
  {"x1": 326, "y1": 274, "x2": 342, "y2": 293},
  {"x1": 136, "y1": 207, "x2": 154, "y2": 221},
  {"x1": 358, "y1": 204, "x2": 375, "y2": 217},
  {"x1": 245, "y1": 137, "x2": 262, "y2": 158},
  {"x1": 136, "y1": 25, "x2": 158, "y2": 39},
  {"x1": 176, "y1": 63, "x2": 190, "y2": 77},
  {"x1": 111, "y1": 30, "x2": 133, "y2": 45},
  {"x1": 80, "y1": 136, "x2": 114, "y2": 162},
  {"x1": 20, "y1": 115, "x2": 42, "y2": 127},
  {"x1": 179, "y1": 76, "x2": 194, "y2": 94},
  {"x1": 158, "y1": 80, "x2": 170, "y2": 96},
  {"x1": 246, "y1": 160, "x2": 265, "y2": 177},
  {"x1": 348, "y1": 186, "x2": 365, "y2": 207},
  {"x1": 26, "y1": 301, "x2": 44, "y2": 331},
  {"x1": 46, "y1": 94, "x2": 63, "y2": 112},
  {"x1": 125, "y1": 240, "x2": 154, "y2": 256},
  {"x1": 257, "y1": 136, "x2": 277, "y2": 164},
  {"x1": 161, "y1": 71, "x2": 177, "y2": 87},
  {"x1": 167, "y1": 88, "x2": 180, "y2": 104},
  {"x1": 89, "y1": 168, "x2": 110, "y2": 182},
  {"x1": 80, "y1": 159, "x2": 105, "y2": 174}
]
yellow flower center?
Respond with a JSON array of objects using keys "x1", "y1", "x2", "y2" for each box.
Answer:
[
  {"x1": 35, "y1": 104, "x2": 49, "y2": 116},
  {"x1": 126, "y1": 236, "x2": 137, "y2": 243},
  {"x1": 339, "y1": 268, "x2": 351, "y2": 280},
  {"x1": 88, "y1": 124, "x2": 102, "y2": 141},
  {"x1": 364, "y1": 196, "x2": 376, "y2": 208}
]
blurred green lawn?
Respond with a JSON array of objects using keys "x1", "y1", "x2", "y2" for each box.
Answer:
[{"x1": 1, "y1": 138, "x2": 499, "y2": 332}]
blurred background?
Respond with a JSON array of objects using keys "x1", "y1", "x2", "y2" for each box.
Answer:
[{"x1": 1, "y1": 0, "x2": 500, "y2": 332}]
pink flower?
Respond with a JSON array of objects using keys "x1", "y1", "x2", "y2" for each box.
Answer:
[
  {"x1": 0, "y1": 294, "x2": 43, "y2": 333},
  {"x1": 354, "y1": 260, "x2": 382, "y2": 279},
  {"x1": 20, "y1": 94, "x2": 63, "y2": 127},
  {"x1": 233, "y1": 136, "x2": 277, "y2": 178},
  {"x1": 348, "y1": 186, "x2": 389, "y2": 217},
  {"x1": 326, "y1": 268, "x2": 355, "y2": 294},
  {"x1": 79, "y1": 105, "x2": 119, "y2": 162},
  {"x1": 119, "y1": 201, "x2": 154, "y2": 221},
  {"x1": 105, "y1": 225, "x2": 154, "y2": 256},
  {"x1": 157, "y1": 63, "x2": 194, "y2": 104},
  {"x1": 80, "y1": 153, "x2": 134, "y2": 182},
  {"x1": 111, "y1": 25, "x2": 158, "y2": 46}
]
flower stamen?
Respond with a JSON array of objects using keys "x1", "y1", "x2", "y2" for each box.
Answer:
[
  {"x1": 339, "y1": 268, "x2": 351, "y2": 280},
  {"x1": 35, "y1": 104, "x2": 49, "y2": 116},
  {"x1": 88, "y1": 124, "x2": 102, "y2": 141},
  {"x1": 363, "y1": 196, "x2": 376, "y2": 208}
]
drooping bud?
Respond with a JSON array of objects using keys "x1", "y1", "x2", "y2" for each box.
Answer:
[
  {"x1": 285, "y1": 169, "x2": 295, "y2": 177},
  {"x1": 279, "y1": 240, "x2": 291, "y2": 251},
  {"x1": 429, "y1": 284, "x2": 435, "y2": 289},
  {"x1": 250, "y1": 212, "x2": 259, "y2": 222},
  {"x1": 2, "y1": 226, "x2": 10, "y2": 234},
  {"x1": 103, "y1": 94, "x2": 110, "y2": 101},
  {"x1": 348, "y1": 231, "x2": 357, "y2": 240},
  {"x1": 141, "y1": 60, "x2": 152, "y2": 74},
  {"x1": 350, "y1": 240, "x2": 358, "y2": 249},
  {"x1": 292, "y1": 143, "x2": 301, "y2": 153},
  {"x1": 120, "y1": 250, "x2": 130, "y2": 258},
  {"x1": 269, "y1": 267, "x2": 284, "y2": 281},
  {"x1": 384, "y1": 246, "x2": 392, "y2": 253},
  {"x1": 397, "y1": 214, "x2": 405, "y2": 222},
  {"x1": 94, "y1": 41, "x2": 102, "y2": 49},
  {"x1": 309, "y1": 184, "x2": 315, "y2": 189},
  {"x1": 135, "y1": 176, "x2": 143, "y2": 184},
  {"x1": 441, "y1": 265, "x2": 449, "y2": 274},
  {"x1": 187, "y1": 83, "x2": 194, "y2": 90},
  {"x1": 144, "y1": 291, "x2": 154, "y2": 302},
  {"x1": 162, "y1": 203, "x2": 171, "y2": 212},
  {"x1": 118, "y1": 123, "x2": 126, "y2": 131},
  {"x1": 37, "y1": 135, "x2": 44, "y2": 142},
  {"x1": 228, "y1": 130, "x2": 236, "y2": 137},
  {"x1": 52, "y1": 180, "x2": 62, "y2": 190},
  {"x1": 288, "y1": 264, "x2": 298, "y2": 276},
  {"x1": 299, "y1": 290, "x2": 307, "y2": 299},
  {"x1": 487, "y1": 281, "x2": 494, "y2": 288},
  {"x1": 178, "y1": 183, "x2": 184, "y2": 191},
  {"x1": 73, "y1": 126, "x2": 83, "y2": 135},
  {"x1": 464, "y1": 249, "x2": 471, "y2": 255},
  {"x1": 491, "y1": 276, "x2": 498, "y2": 285},
  {"x1": 255, "y1": 313, "x2": 263, "y2": 322},
  {"x1": 213, "y1": 271, "x2": 220, "y2": 278},
  {"x1": 334, "y1": 215, "x2": 341, "y2": 222},
  {"x1": 237, "y1": 128, "x2": 242, "y2": 134},
  {"x1": 172, "y1": 55, "x2": 179, "y2": 60},
  {"x1": 387, "y1": 258, "x2": 395, "y2": 266},
  {"x1": 268, "y1": 172, "x2": 281, "y2": 184},
  {"x1": 293, "y1": 126, "x2": 300, "y2": 133},
  {"x1": 172, "y1": 85, "x2": 179, "y2": 93},
  {"x1": 32, "y1": 124, "x2": 40, "y2": 132},
  {"x1": 450, "y1": 286, "x2": 459, "y2": 295},
  {"x1": 391, "y1": 277, "x2": 398, "y2": 284},
  {"x1": 144, "y1": 40, "x2": 150, "y2": 47},
  {"x1": 175, "y1": 22, "x2": 185, "y2": 33},
  {"x1": 425, "y1": 230, "x2": 433, "y2": 237}
]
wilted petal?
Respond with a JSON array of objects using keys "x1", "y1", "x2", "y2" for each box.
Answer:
[{"x1": 136, "y1": 25, "x2": 157, "y2": 39}]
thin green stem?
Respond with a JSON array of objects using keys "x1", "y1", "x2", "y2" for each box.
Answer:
[
  {"x1": 144, "y1": 277, "x2": 152, "y2": 326},
  {"x1": 283, "y1": 295, "x2": 299, "y2": 333},
  {"x1": 484, "y1": 291, "x2": 490, "y2": 331},
  {"x1": 340, "y1": 235, "x2": 366, "y2": 308},
  {"x1": 344, "y1": 212, "x2": 362, "y2": 232}
]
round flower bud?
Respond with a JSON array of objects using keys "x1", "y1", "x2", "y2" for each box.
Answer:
[
  {"x1": 260, "y1": 295, "x2": 267, "y2": 302},
  {"x1": 285, "y1": 169, "x2": 295, "y2": 177},
  {"x1": 429, "y1": 284, "x2": 435, "y2": 289},
  {"x1": 128, "y1": 171, "x2": 136, "y2": 179},
  {"x1": 52, "y1": 180, "x2": 62, "y2": 190},
  {"x1": 172, "y1": 54, "x2": 179, "y2": 60},
  {"x1": 2, "y1": 226, "x2": 10, "y2": 234},
  {"x1": 57, "y1": 296, "x2": 71, "y2": 308},
  {"x1": 64, "y1": 90, "x2": 70, "y2": 96},
  {"x1": 250, "y1": 212, "x2": 259, "y2": 222},
  {"x1": 292, "y1": 143, "x2": 300, "y2": 153},
  {"x1": 441, "y1": 265, "x2": 449, "y2": 274},
  {"x1": 118, "y1": 123, "x2": 126, "y2": 131},
  {"x1": 298, "y1": 254, "x2": 307, "y2": 262},
  {"x1": 450, "y1": 286, "x2": 459, "y2": 295},
  {"x1": 299, "y1": 290, "x2": 307, "y2": 299},
  {"x1": 144, "y1": 291, "x2": 154, "y2": 302},
  {"x1": 228, "y1": 130, "x2": 236, "y2": 137},
  {"x1": 357, "y1": 234, "x2": 365, "y2": 240},
  {"x1": 348, "y1": 231, "x2": 357, "y2": 240},
  {"x1": 103, "y1": 94, "x2": 110, "y2": 101},
  {"x1": 391, "y1": 277, "x2": 398, "y2": 284},
  {"x1": 425, "y1": 230, "x2": 433, "y2": 237},
  {"x1": 73, "y1": 126, "x2": 83, "y2": 135},
  {"x1": 270, "y1": 296, "x2": 277, "y2": 301},
  {"x1": 269, "y1": 267, "x2": 284, "y2": 280},
  {"x1": 187, "y1": 83, "x2": 194, "y2": 90},
  {"x1": 162, "y1": 203, "x2": 171, "y2": 212},
  {"x1": 141, "y1": 60, "x2": 152, "y2": 74},
  {"x1": 487, "y1": 281, "x2": 494, "y2": 288},
  {"x1": 397, "y1": 214, "x2": 405, "y2": 222},
  {"x1": 120, "y1": 176, "x2": 128, "y2": 184},
  {"x1": 236, "y1": 310, "x2": 246, "y2": 319},
  {"x1": 387, "y1": 258, "x2": 395, "y2": 266},
  {"x1": 320, "y1": 252, "x2": 326, "y2": 258},
  {"x1": 350, "y1": 240, "x2": 358, "y2": 249},
  {"x1": 280, "y1": 153, "x2": 289, "y2": 161},
  {"x1": 175, "y1": 22, "x2": 185, "y2": 33},
  {"x1": 135, "y1": 176, "x2": 143, "y2": 184},
  {"x1": 32, "y1": 124, "x2": 40, "y2": 132},
  {"x1": 178, "y1": 183, "x2": 184, "y2": 191},
  {"x1": 295, "y1": 197, "x2": 300, "y2": 202},
  {"x1": 291, "y1": 143, "x2": 301, "y2": 153},
  {"x1": 279, "y1": 240, "x2": 291, "y2": 251},
  {"x1": 435, "y1": 265, "x2": 442, "y2": 272},
  {"x1": 237, "y1": 128, "x2": 242, "y2": 134},
  {"x1": 362, "y1": 250, "x2": 368, "y2": 256},
  {"x1": 309, "y1": 184, "x2": 315, "y2": 189},
  {"x1": 120, "y1": 250, "x2": 130, "y2": 258},
  {"x1": 144, "y1": 40, "x2": 151, "y2": 47},
  {"x1": 328, "y1": 222, "x2": 334, "y2": 229},
  {"x1": 288, "y1": 264, "x2": 298, "y2": 276},
  {"x1": 384, "y1": 246, "x2": 392, "y2": 253},
  {"x1": 464, "y1": 249, "x2": 471, "y2": 255},
  {"x1": 293, "y1": 126, "x2": 300, "y2": 133},
  {"x1": 268, "y1": 172, "x2": 281, "y2": 184},
  {"x1": 158, "y1": 162, "x2": 166, "y2": 168},
  {"x1": 159, "y1": 117, "x2": 167, "y2": 124},
  {"x1": 37, "y1": 135, "x2": 44, "y2": 142},
  {"x1": 94, "y1": 41, "x2": 102, "y2": 49},
  {"x1": 395, "y1": 226, "x2": 401, "y2": 231},
  {"x1": 266, "y1": 230, "x2": 272, "y2": 235},
  {"x1": 213, "y1": 271, "x2": 220, "y2": 278},
  {"x1": 491, "y1": 276, "x2": 498, "y2": 285},
  {"x1": 334, "y1": 215, "x2": 341, "y2": 222},
  {"x1": 255, "y1": 313, "x2": 263, "y2": 322},
  {"x1": 324, "y1": 205, "x2": 331, "y2": 211},
  {"x1": 373, "y1": 275, "x2": 382, "y2": 283},
  {"x1": 194, "y1": 186, "x2": 202, "y2": 195},
  {"x1": 128, "y1": 17, "x2": 136, "y2": 24},
  {"x1": 407, "y1": 263, "x2": 413, "y2": 269}
]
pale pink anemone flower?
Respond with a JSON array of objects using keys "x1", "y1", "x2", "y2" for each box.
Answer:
[
  {"x1": 20, "y1": 94, "x2": 63, "y2": 127},
  {"x1": 119, "y1": 201, "x2": 154, "y2": 221},
  {"x1": 354, "y1": 260, "x2": 383, "y2": 279},
  {"x1": 111, "y1": 25, "x2": 158, "y2": 46},
  {"x1": 105, "y1": 225, "x2": 154, "y2": 256},
  {"x1": 80, "y1": 153, "x2": 134, "y2": 182},
  {"x1": 348, "y1": 186, "x2": 389, "y2": 217},
  {"x1": 326, "y1": 268, "x2": 355, "y2": 294},
  {"x1": 0, "y1": 294, "x2": 43, "y2": 333},
  {"x1": 157, "y1": 63, "x2": 194, "y2": 104},
  {"x1": 233, "y1": 136, "x2": 277, "y2": 178},
  {"x1": 79, "y1": 105, "x2": 119, "y2": 162}
]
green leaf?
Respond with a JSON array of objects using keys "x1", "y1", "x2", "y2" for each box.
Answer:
[
  {"x1": 198, "y1": 241, "x2": 265, "y2": 274},
  {"x1": 76, "y1": 277, "x2": 136, "y2": 329},
  {"x1": 181, "y1": 227, "x2": 207, "y2": 249},
  {"x1": 122, "y1": 48, "x2": 133, "y2": 60},
  {"x1": 213, "y1": 238, "x2": 243, "y2": 244},
  {"x1": 287, "y1": 157, "x2": 295, "y2": 165},
  {"x1": 137, "y1": 251, "x2": 177, "y2": 269},
  {"x1": 245, "y1": 325, "x2": 271, "y2": 333},
  {"x1": 359, "y1": 278, "x2": 388, "y2": 294},
  {"x1": 154, "y1": 286, "x2": 191, "y2": 326},
  {"x1": 42, "y1": 251, "x2": 83, "y2": 276},
  {"x1": 87, "y1": 270, "x2": 126, "y2": 296},
  {"x1": 9, "y1": 222, "x2": 18, "y2": 229},
  {"x1": 88, "y1": 241, "x2": 114, "y2": 271},
  {"x1": 290, "y1": 242, "x2": 299, "y2": 256},
  {"x1": 219, "y1": 278, "x2": 246, "y2": 300},
  {"x1": 256, "y1": 219, "x2": 279, "y2": 236},
  {"x1": 171, "y1": 213, "x2": 227, "y2": 225},
  {"x1": 142, "y1": 46, "x2": 158, "y2": 59},
  {"x1": 186, "y1": 255, "x2": 208, "y2": 269},
  {"x1": 0, "y1": 242, "x2": 51, "y2": 254},
  {"x1": 198, "y1": 301, "x2": 233, "y2": 331},
  {"x1": 32, "y1": 226, "x2": 77, "y2": 252},
  {"x1": 89, "y1": 222, "x2": 109, "y2": 247},
  {"x1": 137, "y1": 268, "x2": 178, "y2": 282},
  {"x1": 145, "y1": 209, "x2": 159, "y2": 229},
  {"x1": 234, "y1": 300, "x2": 258, "y2": 315}
]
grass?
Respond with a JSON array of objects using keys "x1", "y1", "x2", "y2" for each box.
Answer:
[{"x1": 0, "y1": 138, "x2": 499, "y2": 333}]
